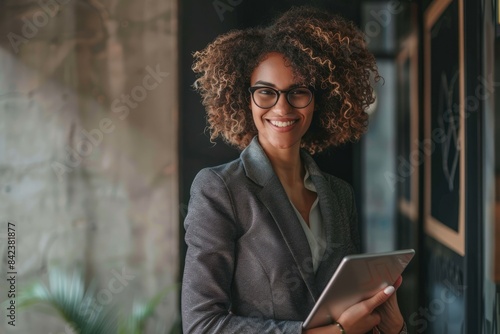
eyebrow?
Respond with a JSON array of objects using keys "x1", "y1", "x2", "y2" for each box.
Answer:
[{"x1": 253, "y1": 80, "x2": 302, "y2": 89}]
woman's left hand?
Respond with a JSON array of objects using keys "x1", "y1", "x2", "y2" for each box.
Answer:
[{"x1": 375, "y1": 276, "x2": 404, "y2": 334}]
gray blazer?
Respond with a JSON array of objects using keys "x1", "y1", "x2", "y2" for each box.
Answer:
[{"x1": 181, "y1": 137, "x2": 360, "y2": 333}]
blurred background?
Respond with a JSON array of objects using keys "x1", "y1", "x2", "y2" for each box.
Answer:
[{"x1": 0, "y1": 0, "x2": 499, "y2": 333}]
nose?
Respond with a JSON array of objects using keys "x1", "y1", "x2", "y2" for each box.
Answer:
[{"x1": 272, "y1": 92, "x2": 292, "y2": 115}]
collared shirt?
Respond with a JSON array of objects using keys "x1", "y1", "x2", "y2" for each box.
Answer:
[{"x1": 288, "y1": 167, "x2": 326, "y2": 272}]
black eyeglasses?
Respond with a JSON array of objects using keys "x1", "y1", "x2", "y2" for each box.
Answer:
[{"x1": 248, "y1": 86, "x2": 314, "y2": 109}]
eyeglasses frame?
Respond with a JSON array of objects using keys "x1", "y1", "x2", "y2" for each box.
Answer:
[{"x1": 248, "y1": 86, "x2": 314, "y2": 109}]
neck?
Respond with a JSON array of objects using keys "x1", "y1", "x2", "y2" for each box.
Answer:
[{"x1": 260, "y1": 140, "x2": 304, "y2": 187}]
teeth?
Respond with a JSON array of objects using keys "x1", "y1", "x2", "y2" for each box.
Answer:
[{"x1": 270, "y1": 120, "x2": 296, "y2": 127}]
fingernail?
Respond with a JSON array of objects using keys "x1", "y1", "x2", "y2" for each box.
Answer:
[{"x1": 384, "y1": 286, "x2": 395, "y2": 295}]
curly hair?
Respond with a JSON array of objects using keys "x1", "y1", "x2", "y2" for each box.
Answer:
[{"x1": 192, "y1": 6, "x2": 380, "y2": 154}]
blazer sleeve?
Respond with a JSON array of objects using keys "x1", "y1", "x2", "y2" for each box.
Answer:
[{"x1": 181, "y1": 168, "x2": 304, "y2": 334}]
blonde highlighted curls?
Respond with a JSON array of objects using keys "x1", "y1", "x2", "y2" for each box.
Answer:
[{"x1": 192, "y1": 6, "x2": 380, "y2": 154}]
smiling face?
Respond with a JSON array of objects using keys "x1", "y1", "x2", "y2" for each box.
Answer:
[{"x1": 249, "y1": 52, "x2": 314, "y2": 155}]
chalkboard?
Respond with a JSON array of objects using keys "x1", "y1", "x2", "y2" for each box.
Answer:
[
  {"x1": 430, "y1": 0, "x2": 460, "y2": 231},
  {"x1": 424, "y1": 0, "x2": 465, "y2": 255}
]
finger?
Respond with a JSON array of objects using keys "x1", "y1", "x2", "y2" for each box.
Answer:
[
  {"x1": 371, "y1": 310, "x2": 382, "y2": 325},
  {"x1": 393, "y1": 276, "x2": 403, "y2": 290},
  {"x1": 364, "y1": 285, "x2": 395, "y2": 310}
]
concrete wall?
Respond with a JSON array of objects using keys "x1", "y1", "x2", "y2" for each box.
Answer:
[{"x1": 0, "y1": 0, "x2": 178, "y2": 332}]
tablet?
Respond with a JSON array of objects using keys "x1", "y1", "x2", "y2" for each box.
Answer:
[{"x1": 302, "y1": 249, "x2": 415, "y2": 330}]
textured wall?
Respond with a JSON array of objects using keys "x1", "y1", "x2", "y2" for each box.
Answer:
[{"x1": 0, "y1": 0, "x2": 178, "y2": 332}]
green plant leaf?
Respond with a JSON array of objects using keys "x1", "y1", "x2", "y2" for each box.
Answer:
[
  {"x1": 11, "y1": 270, "x2": 180, "y2": 334},
  {"x1": 119, "y1": 283, "x2": 180, "y2": 334},
  {"x1": 16, "y1": 269, "x2": 119, "y2": 334}
]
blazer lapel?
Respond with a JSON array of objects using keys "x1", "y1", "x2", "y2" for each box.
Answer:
[
  {"x1": 258, "y1": 180, "x2": 318, "y2": 300},
  {"x1": 311, "y1": 175, "x2": 345, "y2": 292},
  {"x1": 301, "y1": 152, "x2": 352, "y2": 293},
  {"x1": 241, "y1": 137, "x2": 318, "y2": 301}
]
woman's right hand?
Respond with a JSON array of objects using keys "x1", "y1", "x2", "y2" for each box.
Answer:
[{"x1": 302, "y1": 284, "x2": 396, "y2": 334}]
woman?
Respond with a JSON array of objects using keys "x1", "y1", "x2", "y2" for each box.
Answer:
[{"x1": 182, "y1": 6, "x2": 407, "y2": 334}]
